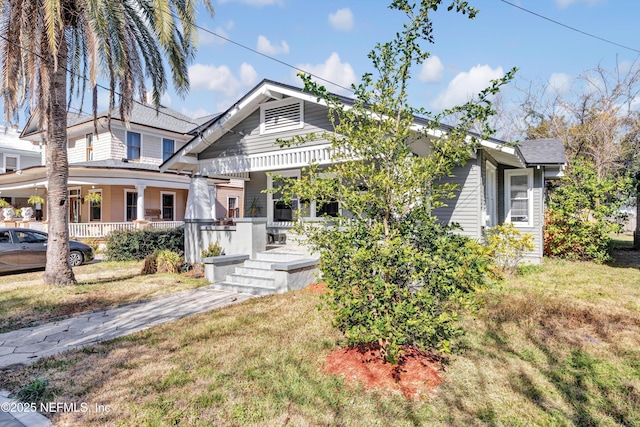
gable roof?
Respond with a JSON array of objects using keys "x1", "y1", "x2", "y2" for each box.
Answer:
[
  {"x1": 22, "y1": 102, "x2": 202, "y2": 138},
  {"x1": 517, "y1": 139, "x2": 566, "y2": 165},
  {"x1": 160, "y1": 78, "x2": 527, "y2": 173}
]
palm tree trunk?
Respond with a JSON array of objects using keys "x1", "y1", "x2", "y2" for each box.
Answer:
[{"x1": 43, "y1": 33, "x2": 76, "y2": 286}]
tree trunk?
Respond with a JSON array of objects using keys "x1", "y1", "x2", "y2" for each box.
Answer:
[{"x1": 43, "y1": 34, "x2": 76, "y2": 286}]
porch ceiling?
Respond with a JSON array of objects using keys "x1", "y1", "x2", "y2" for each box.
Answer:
[{"x1": 481, "y1": 142, "x2": 526, "y2": 168}]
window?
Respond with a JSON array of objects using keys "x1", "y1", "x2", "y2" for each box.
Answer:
[
  {"x1": 161, "y1": 193, "x2": 174, "y2": 220},
  {"x1": 485, "y1": 162, "x2": 497, "y2": 227},
  {"x1": 227, "y1": 196, "x2": 239, "y2": 218},
  {"x1": 89, "y1": 190, "x2": 101, "y2": 221},
  {"x1": 15, "y1": 230, "x2": 47, "y2": 244},
  {"x1": 162, "y1": 138, "x2": 175, "y2": 162},
  {"x1": 126, "y1": 132, "x2": 141, "y2": 160},
  {"x1": 272, "y1": 176, "x2": 298, "y2": 222},
  {"x1": 126, "y1": 191, "x2": 138, "y2": 221},
  {"x1": 260, "y1": 99, "x2": 304, "y2": 135},
  {"x1": 4, "y1": 155, "x2": 18, "y2": 173},
  {"x1": 86, "y1": 134, "x2": 94, "y2": 161},
  {"x1": 504, "y1": 169, "x2": 533, "y2": 227}
]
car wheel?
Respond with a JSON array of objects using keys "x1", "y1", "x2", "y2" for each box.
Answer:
[{"x1": 69, "y1": 250, "x2": 84, "y2": 267}]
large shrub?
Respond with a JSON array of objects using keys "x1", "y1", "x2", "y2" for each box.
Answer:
[
  {"x1": 105, "y1": 227, "x2": 184, "y2": 261},
  {"x1": 274, "y1": 1, "x2": 513, "y2": 363},
  {"x1": 544, "y1": 159, "x2": 631, "y2": 263}
]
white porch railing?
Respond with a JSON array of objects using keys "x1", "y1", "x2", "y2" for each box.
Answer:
[
  {"x1": 68, "y1": 221, "x2": 184, "y2": 238},
  {"x1": 200, "y1": 143, "x2": 338, "y2": 175}
]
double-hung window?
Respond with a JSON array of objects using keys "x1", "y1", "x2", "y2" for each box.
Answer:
[
  {"x1": 162, "y1": 138, "x2": 174, "y2": 162},
  {"x1": 504, "y1": 169, "x2": 533, "y2": 227},
  {"x1": 126, "y1": 132, "x2": 141, "y2": 160},
  {"x1": 86, "y1": 134, "x2": 94, "y2": 161}
]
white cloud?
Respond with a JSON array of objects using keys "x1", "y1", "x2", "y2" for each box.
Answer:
[
  {"x1": 188, "y1": 62, "x2": 258, "y2": 97},
  {"x1": 199, "y1": 21, "x2": 234, "y2": 46},
  {"x1": 548, "y1": 72, "x2": 572, "y2": 94},
  {"x1": 295, "y1": 52, "x2": 356, "y2": 94},
  {"x1": 419, "y1": 55, "x2": 444, "y2": 83},
  {"x1": 160, "y1": 92, "x2": 172, "y2": 107},
  {"x1": 432, "y1": 64, "x2": 504, "y2": 110},
  {"x1": 239, "y1": 62, "x2": 258, "y2": 86},
  {"x1": 328, "y1": 8, "x2": 354, "y2": 31},
  {"x1": 218, "y1": 0, "x2": 283, "y2": 6},
  {"x1": 555, "y1": 0, "x2": 604, "y2": 8},
  {"x1": 256, "y1": 35, "x2": 290, "y2": 55}
]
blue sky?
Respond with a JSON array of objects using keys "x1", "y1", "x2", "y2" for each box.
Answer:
[
  {"x1": 7, "y1": 0, "x2": 640, "y2": 128},
  {"x1": 169, "y1": 0, "x2": 640, "y2": 120}
]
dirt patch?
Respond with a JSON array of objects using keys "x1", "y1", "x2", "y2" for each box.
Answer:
[{"x1": 324, "y1": 343, "x2": 443, "y2": 399}]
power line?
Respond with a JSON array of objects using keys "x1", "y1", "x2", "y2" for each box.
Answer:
[{"x1": 499, "y1": 0, "x2": 640, "y2": 54}]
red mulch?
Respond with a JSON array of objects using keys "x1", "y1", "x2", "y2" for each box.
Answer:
[
  {"x1": 323, "y1": 343, "x2": 443, "y2": 399},
  {"x1": 300, "y1": 282, "x2": 329, "y2": 294}
]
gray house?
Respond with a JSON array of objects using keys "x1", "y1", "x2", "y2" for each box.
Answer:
[{"x1": 162, "y1": 80, "x2": 565, "y2": 293}]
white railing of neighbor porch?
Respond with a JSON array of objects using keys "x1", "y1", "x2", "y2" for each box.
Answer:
[{"x1": 68, "y1": 221, "x2": 184, "y2": 238}]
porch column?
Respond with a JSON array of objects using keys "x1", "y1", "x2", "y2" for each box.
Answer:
[
  {"x1": 209, "y1": 185, "x2": 217, "y2": 220},
  {"x1": 136, "y1": 184, "x2": 146, "y2": 221},
  {"x1": 185, "y1": 174, "x2": 212, "y2": 220}
]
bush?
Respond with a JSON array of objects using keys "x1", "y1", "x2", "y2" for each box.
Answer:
[
  {"x1": 485, "y1": 223, "x2": 535, "y2": 276},
  {"x1": 105, "y1": 227, "x2": 184, "y2": 261},
  {"x1": 201, "y1": 241, "x2": 223, "y2": 258},
  {"x1": 141, "y1": 252, "x2": 158, "y2": 275},
  {"x1": 156, "y1": 250, "x2": 184, "y2": 273},
  {"x1": 544, "y1": 159, "x2": 631, "y2": 263},
  {"x1": 314, "y1": 217, "x2": 493, "y2": 362}
]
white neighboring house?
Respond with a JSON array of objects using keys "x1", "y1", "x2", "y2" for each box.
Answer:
[
  {"x1": 0, "y1": 126, "x2": 44, "y2": 213},
  {"x1": 0, "y1": 103, "x2": 244, "y2": 236}
]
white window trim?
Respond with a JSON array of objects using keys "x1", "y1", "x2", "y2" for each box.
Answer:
[
  {"x1": 485, "y1": 161, "x2": 497, "y2": 227},
  {"x1": 504, "y1": 168, "x2": 533, "y2": 228},
  {"x1": 88, "y1": 189, "x2": 102, "y2": 222},
  {"x1": 86, "y1": 134, "x2": 94, "y2": 161},
  {"x1": 3, "y1": 154, "x2": 20, "y2": 173},
  {"x1": 124, "y1": 189, "x2": 138, "y2": 221},
  {"x1": 68, "y1": 186, "x2": 81, "y2": 223},
  {"x1": 260, "y1": 98, "x2": 304, "y2": 135},
  {"x1": 160, "y1": 191, "x2": 176, "y2": 221},
  {"x1": 267, "y1": 169, "x2": 301, "y2": 223},
  {"x1": 227, "y1": 195, "x2": 239, "y2": 218},
  {"x1": 126, "y1": 131, "x2": 143, "y2": 161}
]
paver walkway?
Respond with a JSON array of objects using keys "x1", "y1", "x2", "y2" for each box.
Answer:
[{"x1": 0, "y1": 285, "x2": 254, "y2": 427}]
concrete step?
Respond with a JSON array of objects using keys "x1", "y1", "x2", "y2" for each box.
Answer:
[
  {"x1": 225, "y1": 273, "x2": 275, "y2": 287},
  {"x1": 244, "y1": 260, "x2": 277, "y2": 270},
  {"x1": 213, "y1": 281, "x2": 276, "y2": 296},
  {"x1": 235, "y1": 266, "x2": 276, "y2": 278},
  {"x1": 255, "y1": 251, "x2": 307, "y2": 262}
]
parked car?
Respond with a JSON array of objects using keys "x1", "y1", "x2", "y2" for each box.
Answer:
[{"x1": 0, "y1": 228, "x2": 94, "y2": 273}]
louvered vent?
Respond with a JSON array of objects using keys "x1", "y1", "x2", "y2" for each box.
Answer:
[{"x1": 260, "y1": 100, "x2": 303, "y2": 135}]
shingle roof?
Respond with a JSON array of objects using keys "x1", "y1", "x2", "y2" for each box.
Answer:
[
  {"x1": 518, "y1": 138, "x2": 566, "y2": 165},
  {"x1": 65, "y1": 103, "x2": 199, "y2": 134}
]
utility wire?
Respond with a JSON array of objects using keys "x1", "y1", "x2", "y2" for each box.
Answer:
[{"x1": 499, "y1": 0, "x2": 640, "y2": 54}]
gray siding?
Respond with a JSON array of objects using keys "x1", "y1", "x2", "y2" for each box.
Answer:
[
  {"x1": 432, "y1": 159, "x2": 482, "y2": 239},
  {"x1": 245, "y1": 171, "x2": 268, "y2": 217},
  {"x1": 200, "y1": 100, "x2": 333, "y2": 160}
]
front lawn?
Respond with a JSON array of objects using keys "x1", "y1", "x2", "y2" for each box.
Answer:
[
  {"x1": 0, "y1": 260, "x2": 207, "y2": 333},
  {"x1": 1, "y1": 252, "x2": 639, "y2": 426}
]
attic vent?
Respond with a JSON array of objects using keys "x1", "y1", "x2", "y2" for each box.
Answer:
[{"x1": 260, "y1": 99, "x2": 304, "y2": 135}]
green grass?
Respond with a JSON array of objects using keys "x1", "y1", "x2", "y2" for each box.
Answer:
[
  {"x1": 1, "y1": 252, "x2": 639, "y2": 426},
  {"x1": 0, "y1": 260, "x2": 208, "y2": 333}
]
